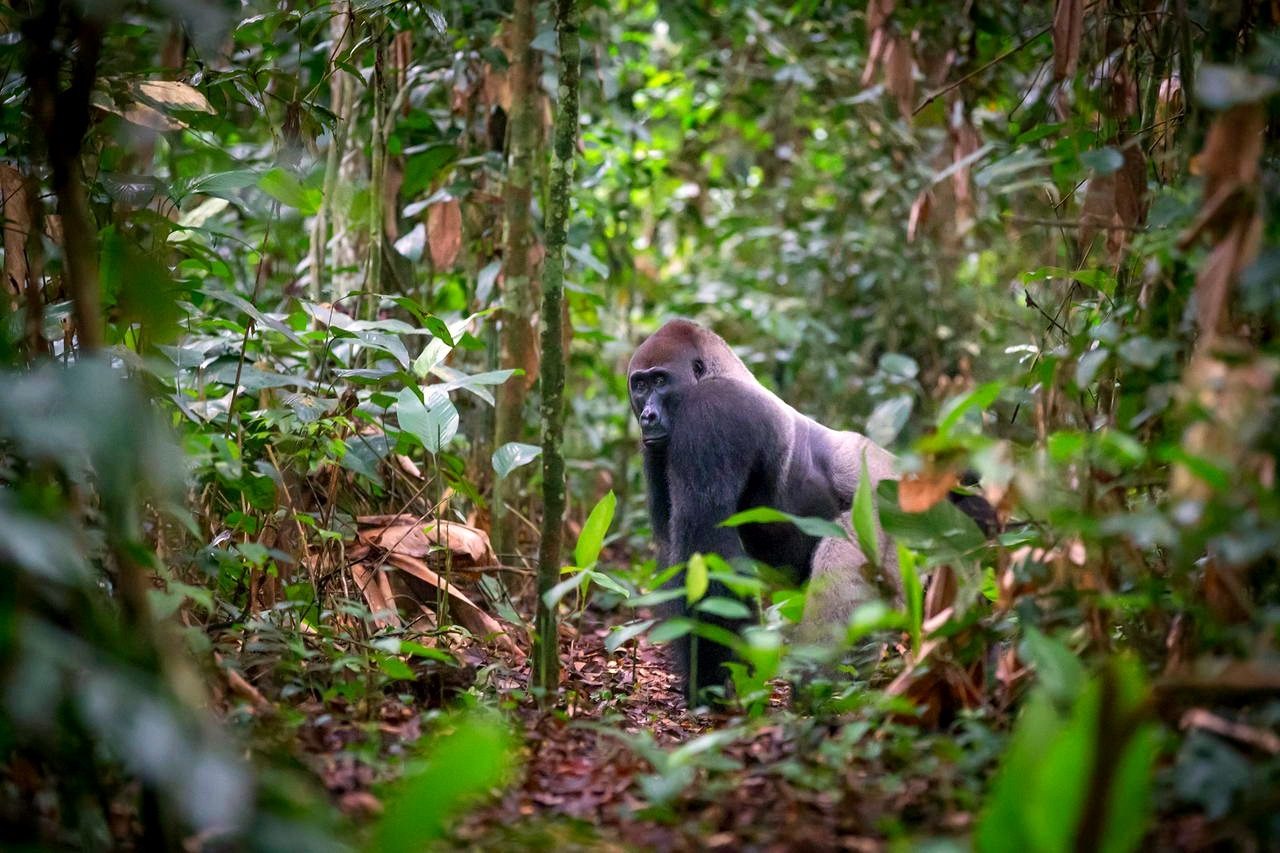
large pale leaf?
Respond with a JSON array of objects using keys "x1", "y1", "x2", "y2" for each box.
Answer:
[
  {"x1": 492, "y1": 442, "x2": 541, "y2": 478},
  {"x1": 395, "y1": 387, "x2": 458, "y2": 454}
]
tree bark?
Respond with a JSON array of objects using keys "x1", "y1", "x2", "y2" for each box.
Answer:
[
  {"x1": 491, "y1": 0, "x2": 541, "y2": 563},
  {"x1": 532, "y1": 0, "x2": 579, "y2": 697},
  {"x1": 23, "y1": 3, "x2": 104, "y2": 353}
]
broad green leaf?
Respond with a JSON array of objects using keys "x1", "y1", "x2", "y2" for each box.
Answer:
[
  {"x1": 258, "y1": 167, "x2": 320, "y2": 214},
  {"x1": 648, "y1": 618, "x2": 693, "y2": 644},
  {"x1": 585, "y1": 568, "x2": 630, "y2": 598},
  {"x1": 574, "y1": 491, "x2": 616, "y2": 568},
  {"x1": 605, "y1": 619, "x2": 656, "y2": 654},
  {"x1": 373, "y1": 713, "x2": 512, "y2": 849},
  {"x1": 184, "y1": 169, "x2": 259, "y2": 200},
  {"x1": 1077, "y1": 347, "x2": 1110, "y2": 387},
  {"x1": 1020, "y1": 627, "x2": 1086, "y2": 706},
  {"x1": 866, "y1": 394, "x2": 913, "y2": 447},
  {"x1": 1197, "y1": 64, "x2": 1280, "y2": 109},
  {"x1": 395, "y1": 386, "x2": 458, "y2": 454},
  {"x1": 876, "y1": 480, "x2": 985, "y2": 567},
  {"x1": 1081, "y1": 146, "x2": 1124, "y2": 174},
  {"x1": 937, "y1": 380, "x2": 1003, "y2": 436},
  {"x1": 492, "y1": 442, "x2": 541, "y2": 478},
  {"x1": 686, "y1": 553, "x2": 709, "y2": 604},
  {"x1": 694, "y1": 596, "x2": 752, "y2": 620},
  {"x1": 719, "y1": 506, "x2": 846, "y2": 540},
  {"x1": 377, "y1": 655, "x2": 415, "y2": 680},
  {"x1": 852, "y1": 451, "x2": 880, "y2": 568},
  {"x1": 542, "y1": 571, "x2": 586, "y2": 609}
]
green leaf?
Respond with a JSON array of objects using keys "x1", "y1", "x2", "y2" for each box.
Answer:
[
  {"x1": 402, "y1": 144, "x2": 458, "y2": 197},
  {"x1": 719, "y1": 506, "x2": 846, "y2": 540},
  {"x1": 937, "y1": 381, "x2": 1003, "y2": 436},
  {"x1": 542, "y1": 571, "x2": 586, "y2": 609},
  {"x1": 395, "y1": 387, "x2": 458, "y2": 454},
  {"x1": 1077, "y1": 347, "x2": 1110, "y2": 387},
  {"x1": 585, "y1": 568, "x2": 630, "y2": 598},
  {"x1": 1020, "y1": 627, "x2": 1086, "y2": 706},
  {"x1": 898, "y1": 543, "x2": 923, "y2": 656},
  {"x1": 373, "y1": 712, "x2": 512, "y2": 849},
  {"x1": 492, "y1": 442, "x2": 541, "y2": 478},
  {"x1": 876, "y1": 480, "x2": 985, "y2": 567},
  {"x1": 686, "y1": 553, "x2": 709, "y2": 604},
  {"x1": 377, "y1": 655, "x2": 416, "y2": 680},
  {"x1": 605, "y1": 619, "x2": 656, "y2": 654},
  {"x1": 648, "y1": 618, "x2": 693, "y2": 644},
  {"x1": 694, "y1": 596, "x2": 752, "y2": 620},
  {"x1": 1081, "y1": 147, "x2": 1124, "y2": 175},
  {"x1": 852, "y1": 451, "x2": 880, "y2": 568},
  {"x1": 184, "y1": 168, "x2": 259, "y2": 200},
  {"x1": 1196, "y1": 64, "x2": 1280, "y2": 109},
  {"x1": 573, "y1": 491, "x2": 616, "y2": 569},
  {"x1": 400, "y1": 640, "x2": 456, "y2": 664},
  {"x1": 257, "y1": 167, "x2": 320, "y2": 214},
  {"x1": 866, "y1": 394, "x2": 913, "y2": 447}
]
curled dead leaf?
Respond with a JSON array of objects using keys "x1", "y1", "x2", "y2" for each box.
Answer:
[
  {"x1": 906, "y1": 189, "x2": 932, "y2": 243},
  {"x1": 132, "y1": 79, "x2": 215, "y2": 114},
  {"x1": 357, "y1": 513, "x2": 498, "y2": 569},
  {"x1": 1052, "y1": 0, "x2": 1083, "y2": 81},
  {"x1": 898, "y1": 469, "x2": 957, "y2": 512},
  {"x1": 884, "y1": 35, "x2": 916, "y2": 120},
  {"x1": 427, "y1": 197, "x2": 463, "y2": 269}
]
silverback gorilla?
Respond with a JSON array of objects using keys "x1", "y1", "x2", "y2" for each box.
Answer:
[{"x1": 628, "y1": 319, "x2": 995, "y2": 701}]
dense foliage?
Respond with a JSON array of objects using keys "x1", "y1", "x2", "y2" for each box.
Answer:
[{"x1": 1, "y1": 0, "x2": 1278, "y2": 850}]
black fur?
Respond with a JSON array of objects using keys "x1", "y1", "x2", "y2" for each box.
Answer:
[{"x1": 629, "y1": 321, "x2": 1001, "y2": 702}]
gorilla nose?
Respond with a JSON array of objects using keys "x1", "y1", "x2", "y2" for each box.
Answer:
[{"x1": 640, "y1": 409, "x2": 657, "y2": 426}]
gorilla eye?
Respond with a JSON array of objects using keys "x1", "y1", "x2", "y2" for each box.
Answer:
[
  {"x1": 654, "y1": 374, "x2": 666, "y2": 387},
  {"x1": 692, "y1": 358, "x2": 706, "y2": 378}
]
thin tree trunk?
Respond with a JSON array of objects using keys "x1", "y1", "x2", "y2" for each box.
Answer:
[
  {"x1": 492, "y1": 0, "x2": 541, "y2": 564},
  {"x1": 309, "y1": 0, "x2": 355, "y2": 301},
  {"x1": 365, "y1": 31, "x2": 388, "y2": 321},
  {"x1": 23, "y1": 4, "x2": 104, "y2": 352},
  {"x1": 533, "y1": 0, "x2": 580, "y2": 697}
]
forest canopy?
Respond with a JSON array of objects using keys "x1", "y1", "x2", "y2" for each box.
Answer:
[{"x1": 1, "y1": 0, "x2": 1278, "y2": 850}]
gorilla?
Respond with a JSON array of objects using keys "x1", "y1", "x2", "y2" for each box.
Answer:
[{"x1": 628, "y1": 319, "x2": 995, "y2": 701}]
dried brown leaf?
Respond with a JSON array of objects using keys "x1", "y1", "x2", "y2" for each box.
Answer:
[
  {"x1": 862, "y1": 28, "x2": 890, "y2": 87},
  {"x1": 427, "y1": 198, "x2": 463, "y2": 269},
  {"x1": 133, "y1": 79, "x2": 215, "y2": 114},
  {"x1": 906, "y1": 189, "x2": 932, "y2": 243},
  {"x1": 898, "y1": 469, "x2": 957, "y2": 512},
  {"x1": 1052, "y1": 0, "x2": 1083, "y2": 81},
  {"x1": 1197, "y1": 103, "x2": 1265, "y2": 203},
  {"x1": 384, "y1": 552, "x2": 526, "y2": 661},
  {"x1": 884, "y1": 36, "x2": 916, "y2": 120},
  {"x1": 357, "y1": 514, "x2": 498, "y2": 567},
  {"x1": 351, "y1": 562, "x2": 401, "y2": 628},
  {"x1": 866, "y1": 0, "x2": 895, "y2": 32},
  {"x1": 1193, "y1": 212, "x2": 1262, "y2": 336}
]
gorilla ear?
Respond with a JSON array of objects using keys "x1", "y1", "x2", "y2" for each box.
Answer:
[{"x1": 692, "y1": 357, "x2": 706, "y2": 378}]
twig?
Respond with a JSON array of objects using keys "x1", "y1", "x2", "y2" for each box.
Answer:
[
  {"x1": 1006, "y1": 215, "x2": 1149, "y2": 232},
  {"x1": 914, "y1": 23, "x2": 1052, "y2": 115},
  {"x1": 915, "y1": 1, "x2": 1101, "y2": 115}
]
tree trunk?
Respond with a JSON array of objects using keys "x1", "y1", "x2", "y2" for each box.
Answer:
[
  {"x1": 491, "y1": 0, "x2": 541, "y2": 564},
  {"x1": 23, "y1": 4, "x2": 104, "y2": 353},
  {"x1": 532, "y1": 0, "x2": 580, "y2": 698},
  {"x1": 309, "y1": 0, "x2": 355, "y2": 302}
]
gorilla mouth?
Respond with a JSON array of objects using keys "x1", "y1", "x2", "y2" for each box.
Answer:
[{"x1": 642, "y1": 432, "x2": 669, "y2": 447}]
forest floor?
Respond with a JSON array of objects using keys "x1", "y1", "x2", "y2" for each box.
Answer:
[{"x1": 269, "y1": 601, "x2": 996, "y2": 852}]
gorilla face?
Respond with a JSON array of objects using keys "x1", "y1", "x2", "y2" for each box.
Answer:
[{"x1": 629, "y1": 367, "x2": 679, "y2": 447}]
